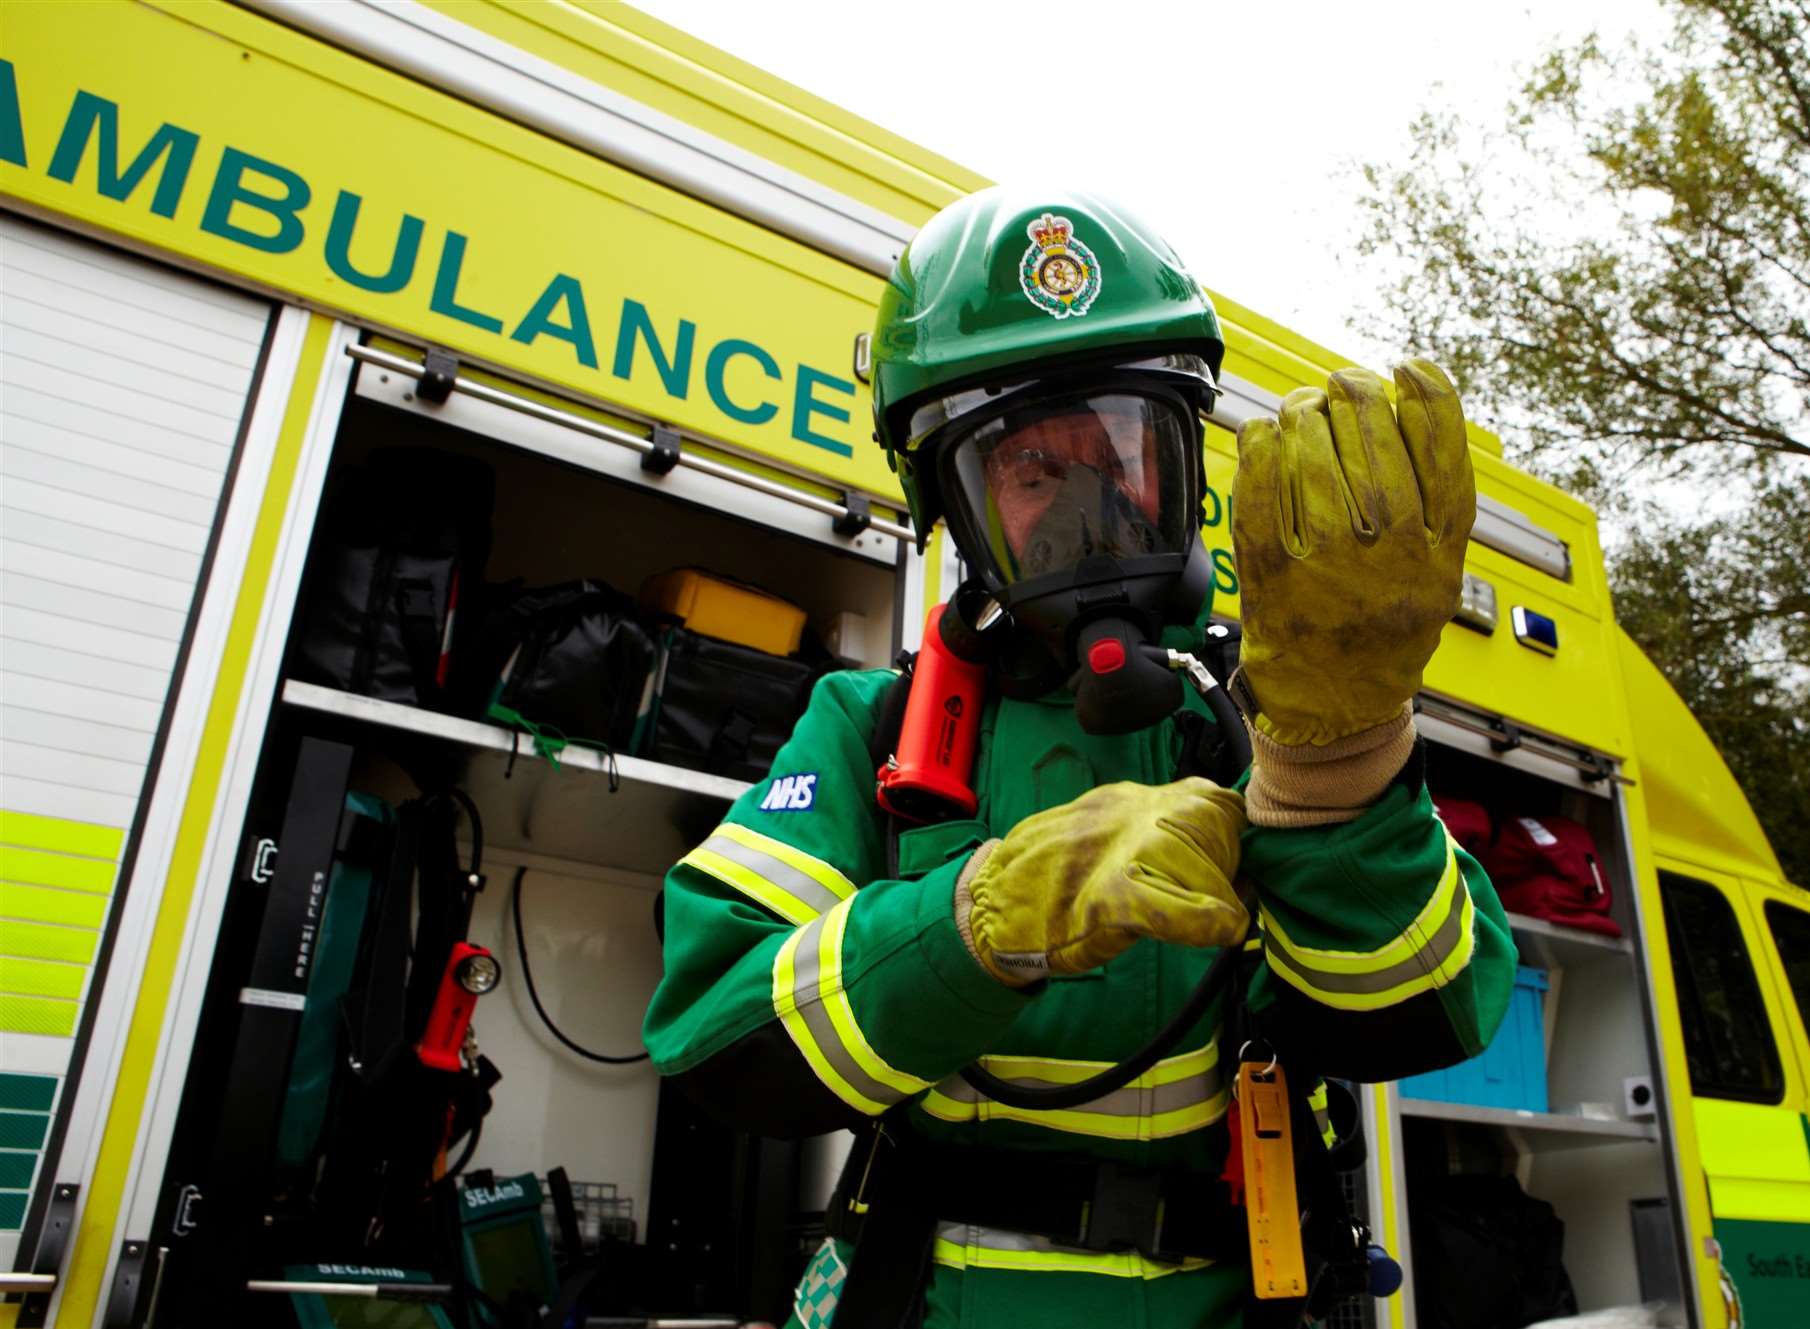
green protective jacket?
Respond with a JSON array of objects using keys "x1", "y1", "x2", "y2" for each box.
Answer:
[{"x1": 643, "y1": 659, "x2": 1515, "y2": 1328}]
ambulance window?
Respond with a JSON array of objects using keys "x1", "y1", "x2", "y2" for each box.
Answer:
[
  {"x1": 1763, "y1": 901, "x2": 1810, "y2": 1042},
  {"x1": 1658, "y1": 873, "x2": 1784, "y2": 1103}
]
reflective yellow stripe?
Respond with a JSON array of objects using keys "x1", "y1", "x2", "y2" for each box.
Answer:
[
  {"x1": 684, "y1": 846, "x2": 819, "y2": 925},
  {"x1": 817, "y1": 893, "x2": 932, "y2": 1098},
  {"x1": 919, "y1": 1044, "x2": 1227, "y2": 1141},
  {"x1": 1263, "y1": 890, "x2": 1476, "y2": 1012},
  {"x1": 0, "y1": 810, "x2": 124, "y2": 861},
  {"x1": 0, "y1": 918, "x2": 99, "y2": 965},
  {"x1": 932, "y1": 1224, "x2": 1214, "y2": 1279},
  {"x1": 715, "y1": 824, "x2": 856, "y2": 901},
  {"x1": 1309, "y1": 1080, "x2": 1335, "y2": 1149},
  {"x1": 1260, "y1": 839, "x2": 1478, "y2": 1011},
  {"x1": 773, "y1": 916, "x2": 889, "y2": 1115},
  {"x1": 1263, "y1": 836, "x2": 1460, "y2": 975},
  {"x1": 0, "y1": 881, "x2": 110, "y2": 930},
  {"x1": 0, "y1": 955, "x2": 86, "y2": 1000},
  {"x1": 0, "y1": 845, "x2": 117, "y2": 895},
  {"x1": 976, "y1": 1044, "x2": 1215, "y2": 1086},
  {"x1": 772, "y1": 898, "x2": 925, "y2": 1115},
  {"x1": 680, "y1": 824, "x2": 855, "y2": 925},
  {"x1": 0, "y1": 993, "x2": 79, "y2": 1036},
  {"x1": 919, "y1": 1092, "x2": 1228, "y2": 1141}
]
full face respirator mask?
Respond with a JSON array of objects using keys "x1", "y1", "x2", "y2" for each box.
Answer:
[{"x1": 909, "y1": 355, "x2": 1219, "y2": 734}]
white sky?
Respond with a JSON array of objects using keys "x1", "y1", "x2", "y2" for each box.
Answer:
[{"x1": 637, "y1": 0, "x2": 1676, "y2": 374}]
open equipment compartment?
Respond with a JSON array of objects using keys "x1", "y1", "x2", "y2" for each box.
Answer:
[
  {"x1": 141, "y1": 336, "x2": 914, "y2": 1325},
  {"x1": 1399, "y1": 699, "x2": 1685, "y2": 1323}
]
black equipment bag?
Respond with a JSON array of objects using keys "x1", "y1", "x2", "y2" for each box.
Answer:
[
  {"x1": 291, "y1": 446, "x2": 494, "y2": 711},
  {"x1": 1409, "y1": 1173, "x2": 1578, "y2": 1329},
  {"x1": 641, "y1": 626, "x2": 821, "y2": 782},
  {"x1": 477, "y1": 580, "x2": 656, "y2": 751}
]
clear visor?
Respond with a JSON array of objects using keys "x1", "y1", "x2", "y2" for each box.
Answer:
[
  {"x1": 905, "y1": 353, "x2": 1218, "y2": 446},
  {"x1": 942, "y1": 391, "x2": 1195, "y2": 586}
]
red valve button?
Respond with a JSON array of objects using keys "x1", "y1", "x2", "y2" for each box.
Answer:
[{"x1": 1087, "y1": 639, "x2": 1126, "y2": 674}]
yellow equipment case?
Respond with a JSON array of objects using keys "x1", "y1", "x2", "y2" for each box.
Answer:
[{"x1": 640, "y1": 568, "x2": 808, "y2": 657}]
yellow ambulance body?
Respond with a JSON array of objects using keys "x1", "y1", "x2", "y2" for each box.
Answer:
[{"x1": 0, "y1": 3, "x2": 1803, "y2": 1325}]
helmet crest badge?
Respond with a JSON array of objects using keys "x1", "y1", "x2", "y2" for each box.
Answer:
[{"x1": 1019, "y1": 212, "x2": 1101, "y2": 320}]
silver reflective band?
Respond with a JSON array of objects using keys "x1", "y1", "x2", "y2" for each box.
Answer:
[
  {"x1": 932, "y1": 1059, "x2": 1224, "y2": 1119},
  {"x1": 693, "y1": 833, "x2": 849, "y2": 921},
  {"x1": 786, "y1": 913, "x2": 916, "y2": 1109},
  {"x1": 932, "y1": 1222, "x2": 1215, "y2": 1277},
  {"x1": 1263, "y1": 888, "x2": 1472, "y2": 997},
  {"x1": 240, "y1": 988, "x2": 306, "y2": 1011}
]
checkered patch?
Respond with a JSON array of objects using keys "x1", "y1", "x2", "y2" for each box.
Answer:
[{"x1": 791, "y1": 1237, "x2": 848, "y2": 1329}]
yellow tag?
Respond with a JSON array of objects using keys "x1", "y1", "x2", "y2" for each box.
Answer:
[{"x1": 1238, "y1": 1060, "x2": 1308, "y2": 1299}]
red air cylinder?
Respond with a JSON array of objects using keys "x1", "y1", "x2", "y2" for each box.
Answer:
[
  {"x1": 876, "y1": 602, "x2": 987, "y2": 822},
  {"x1": 416, "y1": 942, "x2": 497, "y2": 1072}
]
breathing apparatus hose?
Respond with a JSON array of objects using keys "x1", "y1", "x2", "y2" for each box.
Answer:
[
  {"x1": 958, "y1": 647, "x2": 1254, "y2": 1112},
  {"x1": 958, "y1": 931, "x2": 1248, "y2": 1110}
]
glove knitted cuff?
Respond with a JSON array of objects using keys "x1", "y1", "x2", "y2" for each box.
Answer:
[
  {"x1": 955, "y1": 840, "x2": 1029, "y2": 987},
  {"x1": 1245, "y1": 702, "x2": 1416, "y2": 828}
]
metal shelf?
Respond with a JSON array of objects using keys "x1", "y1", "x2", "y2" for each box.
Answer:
[
  {"x1": 1505, "y1": 911, "x2": 1633, "y2": 967},
  {"x1": 280, "y1": 681, "x2": 748, "y2": 879},
  {"x1": 1398, "y1": 1097, "x2": 1658, "y2": 1150}
]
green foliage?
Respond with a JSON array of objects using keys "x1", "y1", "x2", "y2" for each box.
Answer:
[
  {"x1": 1611, "y1": 488, "x2": 1810, "y2": 884},
  {"x1": 1354, "y1": 0, "x2": 1809, "y2": 885}
]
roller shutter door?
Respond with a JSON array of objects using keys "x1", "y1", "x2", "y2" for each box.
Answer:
[{"x1": 0, "y1": 213, "x2": 273, "y2": 1256}]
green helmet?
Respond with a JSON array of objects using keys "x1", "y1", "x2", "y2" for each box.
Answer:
[{"x1": 872, "y1": 187, "x2": 1226, "y2": 545}]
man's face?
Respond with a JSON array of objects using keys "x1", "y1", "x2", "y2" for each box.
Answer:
[{"x1": 981, "y1": 402, "x2": 1164, "y2": 560}]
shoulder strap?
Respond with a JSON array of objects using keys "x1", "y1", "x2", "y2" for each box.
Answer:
[
  {"x1": 868, "y1": 655, "x2": 916, "y2": 775},
  {"x1": 868, "y1": 658, "x2": 916, "y2": 879}
]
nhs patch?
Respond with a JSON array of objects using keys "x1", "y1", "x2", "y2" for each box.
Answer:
[{"x1": 760, "y1": 773, "x2": 817, "y2": 812}]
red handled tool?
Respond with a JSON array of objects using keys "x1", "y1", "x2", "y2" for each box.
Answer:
[{"x1": 416, "y1": 942, "x2": 499, "y2": 1072}]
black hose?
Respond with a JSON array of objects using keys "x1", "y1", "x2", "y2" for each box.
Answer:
[
  {"x1": 1202, "y1": 671, "x2": 1253, "y2": 773},
  {"x1": 957, "y1": 657, "x2": 1254, "y2": 1113},
  {"x1": 959, "y1": 928, "x2": 1247, "y2": 1111},
  {"x1": 511, "y1": 867, "x2": 650, "y2": 1064},
  {"x1": 442, "y1": 1118, "x2": 483, "y2": 1181}
]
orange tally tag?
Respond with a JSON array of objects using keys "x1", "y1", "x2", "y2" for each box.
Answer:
[{"x1": 1237, "y1": 1060, "x2": 1307, "y2": 1299}]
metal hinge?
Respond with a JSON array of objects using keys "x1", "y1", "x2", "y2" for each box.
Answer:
[{"x1": 101, "y1": 1240, "x2": 151, "y2": 1329}]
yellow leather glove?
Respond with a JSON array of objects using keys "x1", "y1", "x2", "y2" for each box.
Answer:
[
  {"x1": 1231, "y1": 359, "x2": 1476, "y2": 824},
  {"x1": 954, "y1": 778, "x2": 1248, "y2": 986}
]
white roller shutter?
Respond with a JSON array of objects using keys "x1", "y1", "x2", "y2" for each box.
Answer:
[{"x1": 0, "y1": 214, "x2": 273, "y2": 1258}]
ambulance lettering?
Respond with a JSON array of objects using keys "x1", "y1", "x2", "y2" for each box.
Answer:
[
  {"x1": 0, "y1": 63, "x2": 858, "y2": 458},
  {"x1": 760, "y1": 773, "x2": 817, "y2": 812}
]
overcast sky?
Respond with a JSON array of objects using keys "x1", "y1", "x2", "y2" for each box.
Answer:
[{"x1": 638, "y1": 0, "x2": 1675, "y2": 376}]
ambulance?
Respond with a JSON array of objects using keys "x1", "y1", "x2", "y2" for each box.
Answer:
[{"x1": 0, "y1": 3, "x2": 1803, "y2": 1326}]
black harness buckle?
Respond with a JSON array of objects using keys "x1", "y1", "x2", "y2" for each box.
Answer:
[{"x1": 1078, "y1": 1162, "x2": 1173, "y2": 1260}]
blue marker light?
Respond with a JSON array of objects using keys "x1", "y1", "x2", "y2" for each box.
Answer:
[{"x1": 1511, "y1": 606, "x2": 1559, "y2": 655}]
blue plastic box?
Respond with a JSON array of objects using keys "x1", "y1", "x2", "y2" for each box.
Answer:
[{"x1": 1398, "y1": 964, "x2": 1549, "y2": 1112}]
